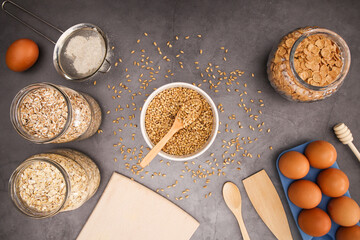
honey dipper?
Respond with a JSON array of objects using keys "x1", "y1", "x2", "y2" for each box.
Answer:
[{"x1": 333, "y1": 123, "x2": 360, "y2": 162}]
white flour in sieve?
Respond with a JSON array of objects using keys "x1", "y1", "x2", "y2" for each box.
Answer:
[{"x1": 64, "y1": 35, "x2": 104, "y2": 75}]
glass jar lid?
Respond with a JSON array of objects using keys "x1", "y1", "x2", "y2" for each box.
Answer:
[
  {"x1": 9, "y1": 158, "x2": 70, "y2": 218},
  {"x1": 10, "y1": 83, "x2": 73, "y2": 143},
  {"x1": 289, "y1": 28, "x2": 351, "y2": 91}
]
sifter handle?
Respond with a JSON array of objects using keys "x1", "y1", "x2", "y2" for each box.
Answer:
[
  {"x1": 1, "y1": 0, "x2": 63, "y2": 44},
  {"x1": 98, "y1": 59, "x2": 112, "y2": 73}
]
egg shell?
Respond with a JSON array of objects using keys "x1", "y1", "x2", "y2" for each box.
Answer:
[
  {"x1": 279, "y1": 151, "x2": 310, "y2": 179},
  {"x1": 305, "y1": 140, "x2": 337, "y2": 169},
  {"x1": 288, "y1": 180, "x2": 322, "y2": 209},
  {"x1": 298, "y1": 208, "x2": 332, "y2": 237},
  {"x1": 336, "y1": 225, "x2": 360, "y2": 240},
  {"x1": 276, "y1": 141, "x2": 356, "y2": 240},
  {"x1": 6, "y1": 39, "x2": 39, "y2": 72},
  {"x1": 317, "y1": 168, "x2": 349, "y2": 197},
  {"x1": 327, "y1": 196, "x2": 360, "y2": 227}
]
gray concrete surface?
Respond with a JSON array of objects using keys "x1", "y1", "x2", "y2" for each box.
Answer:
[{"x1": 0, "y1": 0, "x2": 359, "y2": 239}]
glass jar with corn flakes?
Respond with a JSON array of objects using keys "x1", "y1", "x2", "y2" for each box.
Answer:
[
  {"x1": 267, "y1": 27, "x2": 351, "y2": 102},
  {"x1": 9, "y1": 149, "x2": 100, "y2": 218}
]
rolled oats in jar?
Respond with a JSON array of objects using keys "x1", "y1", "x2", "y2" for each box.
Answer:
[
  {"x1": 267, "y1": 27, "x2": 351, "y2": 102},
  {"x1": 9, "y1": 149, "x2": 100, "y2": 218},
  {"x1": 10, "y1": 83, "x2": 102, "y2": 143}
]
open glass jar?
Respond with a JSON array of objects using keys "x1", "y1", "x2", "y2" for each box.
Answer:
[
  {"x1": 10, "y1": 83, "x2": 102, "y2": 143},
  {"x1": 267, "y1": 27, "x2": 351, "y2": 102},
  {"x1": 9, "y1": 149, "x2": 100, "y2": 218}
]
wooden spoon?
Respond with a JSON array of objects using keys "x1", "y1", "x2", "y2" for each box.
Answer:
[
  {"x1": 140, "y1": 99, "x2": 202, "y2": 168},
  {"x1": 223, "y1": 182, "x2": 250, "y2": 240}
]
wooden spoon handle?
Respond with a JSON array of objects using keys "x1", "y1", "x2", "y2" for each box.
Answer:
[
  {"x1": 140, "y1": 125, "x2": 179, "y2": 168},
  {"x1": 235, "y1": 211, "x2": 251, "y2": 240}
]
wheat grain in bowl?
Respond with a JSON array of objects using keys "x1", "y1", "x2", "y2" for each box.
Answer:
[
  {"x1": 144, "y1": 86, "x2": 214, "y2": 157},
  {"x1": 176, "y1": 99, "x2": 203, "y2": 127}
]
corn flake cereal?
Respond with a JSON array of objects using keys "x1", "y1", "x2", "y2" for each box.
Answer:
[{"x1": 267, "y1": 27, "x2": 344, "y2": 102}]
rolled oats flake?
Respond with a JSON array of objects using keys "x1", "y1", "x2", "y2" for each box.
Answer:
[
  {"x1": 13, "y1": 149, "x2": 100, "y2": 215},
  {"x1": 18, "y1": 161, "x2": 66, "y2": 213},
  {"x1": 15, "y1": 84, "x2": 102, "y2": 143},
  {"x1": 19, "y1": 87, "x2": 68, "y2": 140}
]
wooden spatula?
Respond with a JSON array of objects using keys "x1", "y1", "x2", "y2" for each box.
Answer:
[{"x1": 242, "y1": 170, "x2": 293, "y2": 240}]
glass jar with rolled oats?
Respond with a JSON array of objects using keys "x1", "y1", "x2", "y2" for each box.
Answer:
[
  {"x1": 10, "y1": 83, "x2": 102, "y2": 143},
  {"x1": 267, "y1": 27, "x2": 351, "y2": 102},
  {"x1": 9, "y1": 149, "x2": 100, "y2": 218}
]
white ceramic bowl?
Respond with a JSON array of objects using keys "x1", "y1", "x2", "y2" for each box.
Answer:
[{"x1": 140, "y1": 82, "x2": 219, "y2": 161}]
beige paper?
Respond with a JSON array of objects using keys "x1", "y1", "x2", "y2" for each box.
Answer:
[{"x1": 77, "y1": 172, "x2": 199, "y2": 240}]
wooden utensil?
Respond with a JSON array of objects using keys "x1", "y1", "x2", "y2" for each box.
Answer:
[
  {"x1": 140, "y1": 99, "x2": 202, "y2": 168},
  {"x1": 333, "y1": 123, "x2": 360, "y2": 162},
  {"x1": 242, "y1": 170, "x2": 293, "y2": 240},
  {"x1": 77, "y1": 172, "x2": 199, "y2": 240},
  {"x1": 223, "y1": 182, "x2": 250, "y2": 240}
]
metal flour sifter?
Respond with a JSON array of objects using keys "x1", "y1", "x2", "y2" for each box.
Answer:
[{"x1": 2, "y1": 0, "x2": 111, "y2": 81}]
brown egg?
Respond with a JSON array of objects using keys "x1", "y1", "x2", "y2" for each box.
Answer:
[
  {"x1": 317, "y1": 168, "x2": 349, "y2": 197},
  {"x1": 298, "y1": 208, "x2": 332, "y2": 237},
  {"x1": 279, "y1": 151, "x2": 310, "y2": 179},
  {"x1": 6, "y1": 39, "x2": 39, "y2": 72},
  {"x1": 336, "y1": 225, "x2": 360, "y2": 240},
  {"x1": 288, "y1": 180, "x2": 322, "y2": 209},
  {"x1": 305, "y1": 140, "x2": 337, "y2": 169},
  {"x1": 328, "y1": 196, "x2": 360, "y2": 227}
]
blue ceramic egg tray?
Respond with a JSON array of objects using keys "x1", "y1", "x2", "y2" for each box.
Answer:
[{"x1": 276, "y1": 141, "x2": 358, "y2": 240}]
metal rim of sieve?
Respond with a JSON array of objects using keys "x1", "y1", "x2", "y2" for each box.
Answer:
[
  {"x1": 2, "y1": 1, "x2": 111, "y2": 81},
  {"x1": 53, "y1": 23, "x2": 110, "y2": 81}
]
